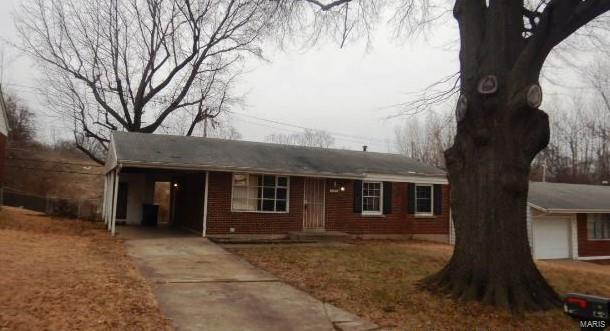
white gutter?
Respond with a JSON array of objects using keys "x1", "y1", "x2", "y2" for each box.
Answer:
[{"x1": 528, "y1": 202, "x2": 610, "y2": 214}]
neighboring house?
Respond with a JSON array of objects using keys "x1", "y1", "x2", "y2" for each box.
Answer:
[
  {"x1": 103, "y1": 132, "x2": 450, "y2": 241},
  {"x1": 0, "y1": 88, "x2": 10, "y2": 205},
  {"x1": 527, "y1": 182, "x2": 610, "y2": 260},
  {"x1": 449, "y1": 182, "x2": 610, "y2": 260}
]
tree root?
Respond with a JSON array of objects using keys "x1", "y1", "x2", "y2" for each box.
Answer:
[{"x1": 419, "y1": 262, "x2": 562, "y2": 312}]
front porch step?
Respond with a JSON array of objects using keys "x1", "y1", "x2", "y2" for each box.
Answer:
[{"x1": 288, "y1": 231, "x2": 351, "y2": 242}]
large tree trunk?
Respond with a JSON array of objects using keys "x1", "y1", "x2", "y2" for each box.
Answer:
[
  {"x1": 422, "y1": 0, "x2": 564, "y2": 311},
  {"x1": 422, "y1": 105, "x2": 560, "y2": 310}
]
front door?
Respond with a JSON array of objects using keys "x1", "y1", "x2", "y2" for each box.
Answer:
[{"x1": 303, "y1": 178, "x2": 326, "y2": 231}]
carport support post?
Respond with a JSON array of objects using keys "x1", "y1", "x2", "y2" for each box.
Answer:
[
  {"x1": 107, "y1": 172, "x2": 113, "y2": 231},
  {"x1": 111, "y1": 169, "x2": 119, "y2": 235},
  {"x1": 107, "y1": 174, "x2": 112, "y2": 224},
  {"x1": 102, "y1": 174, "x2": 108, "y2": 225}
]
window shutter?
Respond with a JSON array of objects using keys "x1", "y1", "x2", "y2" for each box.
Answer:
[
  {"x1": 383, "y1": 182, "x2": 392, "y2": 214},
  {"x1": 353, "y1": 180, "x2": 363, "y2": 213},
  {"x1": 433, "y1": 184, "x2": 442, "y2": 215},
  {"x1": 407, "y1": 183, "x2": 415, "y2": 214}
]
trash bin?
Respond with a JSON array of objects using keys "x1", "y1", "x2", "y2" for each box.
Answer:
[{"x1": 142, "y1": 204, "x2": 159, "y2": 226}]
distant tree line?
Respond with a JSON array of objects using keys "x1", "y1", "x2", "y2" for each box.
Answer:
[
  {"x1": 393, "y1": 109, "x2": 455, "y2": 169},
  {"x1": 1, "y1": 89, "x2": 36, "y2": 145},
  {"x1": 531, "y1": 102, "x2": 609, "y2": 184},
  {"x1": 265, "y1": 129, "x2": 335, "y2": 148}
]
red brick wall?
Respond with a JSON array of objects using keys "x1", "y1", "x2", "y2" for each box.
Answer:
[
  {"x1": 205, "y1": 171, "x2": 304, "y2": 235},
  {"x1": 205, "y1": 172, "x2": 450, "y2": 236},
  {"x1": 324, "y1": 179, "x2": 450, "y2": 235},
  {"x1": 577, "y1": 214, "x2": 610, "y2": 257}
]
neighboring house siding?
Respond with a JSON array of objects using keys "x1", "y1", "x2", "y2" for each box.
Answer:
[
  {"x1": 577, "y1": 213, "x2": 610, "y2": 257},
  {"x1": 205, "y1": 171, "x2": 304, "y2": 235}
]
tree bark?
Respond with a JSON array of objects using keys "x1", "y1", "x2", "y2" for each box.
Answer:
[
  {"x1": 422, "y1": 104, "x2": 559, "y2": 310},
  {"x1": 422, "y1": 0, "x2": 566, "y2": 311}
]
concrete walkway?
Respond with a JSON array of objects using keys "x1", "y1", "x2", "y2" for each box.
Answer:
[{"x1": 120, "y1": 226, "x2": 379, "y2": 331}]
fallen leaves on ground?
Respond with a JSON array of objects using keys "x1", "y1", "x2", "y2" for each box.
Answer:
[
  {"x1": 0, "y1": 207, "x2": 171, "y2": 330},
  {"x1": 230, "y1": 240, "x2": 610, "y2": 330}
]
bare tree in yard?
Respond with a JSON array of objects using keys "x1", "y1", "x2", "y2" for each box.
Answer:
[
  {"x1": 15, "y1": 0, "x2": 274, "y2": 163},
  {"x1": 265, "y1": 129, "x2": 335, "y2": 147}
]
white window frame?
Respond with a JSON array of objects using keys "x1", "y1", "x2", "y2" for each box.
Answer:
[
  {"x1": 361, "y1": 181, "x2": 383, "y2": 216},
  {"x1": 415, "y1": 184, "x2": 434, "y2": 217},
  {"x1": 588, "y1": 214, "x2": 610, "y2": 241},
  {"x1": 230, "y1": 173, "x2": 290, "y2": 213}
]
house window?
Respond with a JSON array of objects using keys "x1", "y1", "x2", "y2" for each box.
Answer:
[
  {"x1": 588, "y1": 214, "x2": 610, "y2": 240},
  {"x1": 415, "y1": 184, "x2": 433, "y2": 216},
  {"x1": 362, "y1": 181, "x2": 382, "y2": 215},
  {"x1": 231, "y1": 174, "x2": 289, "y2": 213}
]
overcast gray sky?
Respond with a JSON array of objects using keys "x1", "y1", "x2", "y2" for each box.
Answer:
[
  {"x1": 0, "y1": 0, "x2": 463, "y2": 153},
  {"x1": 0, "y1": 1, "x2": 600, "y2": 153}
]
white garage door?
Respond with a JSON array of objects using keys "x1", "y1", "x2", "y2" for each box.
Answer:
[{"x1": 533, "y1": 217, "x2": 571, "y2": 259}]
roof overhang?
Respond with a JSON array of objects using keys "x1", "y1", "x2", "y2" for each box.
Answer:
[
  {"x1": 114, "y1": 159, "x2": 448, "y2": 184},
  {"x1": 528, "y1": 202, "x2": 610, "y2": 214}
]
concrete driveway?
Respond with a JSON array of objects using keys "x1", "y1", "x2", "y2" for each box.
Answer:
[{"x1": 120, "y1": 226, "x2": 378, "y2": 331}]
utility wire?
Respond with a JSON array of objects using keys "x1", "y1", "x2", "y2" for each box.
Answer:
[
  {"x1": 232, "y1": 116, "x2": 390, "y2": 149},
  {"x1": 227, "y1": 110, "x2": 391, "y2": 145}
]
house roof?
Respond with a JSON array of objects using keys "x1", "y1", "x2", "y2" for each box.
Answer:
[
  {"x1": 108, "y1": 131, "x2": 447, "y2": 182},
  {"x1": 528, "y1": 182, "x2": 610, "y2": 213}
]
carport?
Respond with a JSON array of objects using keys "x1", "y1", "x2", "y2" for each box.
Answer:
[{"x1": 102, "y1": 138, "x2": 209, "y2": 236}]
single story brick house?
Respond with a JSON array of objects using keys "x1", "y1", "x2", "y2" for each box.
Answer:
[
  {"x1": 449, "y1": 182, "x2": 610, "y2": 260},
  {"x1": 103, "y1": 132, "x2": 450, "y2": 241}
]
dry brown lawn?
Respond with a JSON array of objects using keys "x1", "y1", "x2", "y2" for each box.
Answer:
[
  {"x1": 230, "y1": 240, "x2": 610, "y2": 330},
  {"x1": 0, "y1": 207, "x2": 171, "y2": 331}
]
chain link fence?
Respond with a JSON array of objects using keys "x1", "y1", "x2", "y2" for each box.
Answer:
[{"x1": 3, "y1": 188, "x2": 102, "y2": 221}]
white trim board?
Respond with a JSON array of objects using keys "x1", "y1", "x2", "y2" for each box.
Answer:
[{"x1": 528, "y1": 202, "x2": 610, "y2": 214}]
